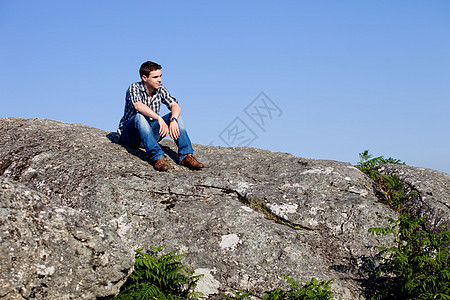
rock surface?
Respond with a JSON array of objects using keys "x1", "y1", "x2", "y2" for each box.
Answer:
[
  {"x1": 0, "y1": 118, "x2": 448, "y2": 299},
  {"x1": 377, "y1": 164, "x2": 450, "y2": 233},
  {"x1": 0, "y1": 178, "x2": 133, "y2": 299}
]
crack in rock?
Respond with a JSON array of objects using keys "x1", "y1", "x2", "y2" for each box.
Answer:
[{"x1": 195, "y1": 184, "x2": 314, "y2": 231}]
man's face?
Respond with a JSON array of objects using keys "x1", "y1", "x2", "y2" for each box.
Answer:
[{"x1": 142, "y1": 69, "x2": 162, "y2": 91}]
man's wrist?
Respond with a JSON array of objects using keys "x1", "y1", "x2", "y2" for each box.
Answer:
[{"x1": 170, "y1": 117, "x2": 178, "y2": 123}]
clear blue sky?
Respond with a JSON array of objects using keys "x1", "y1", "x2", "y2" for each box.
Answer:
[{"x1": 1, "y1": 0, "x2": 449, "y2": 174}]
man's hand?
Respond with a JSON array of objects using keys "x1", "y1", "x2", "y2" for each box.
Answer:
[
  {"x1": 169, "y1": 121, "x2": 180, "y2": 140},
  {"x1": 158, "y1": 117, "x2": 169, "y2": 138}
]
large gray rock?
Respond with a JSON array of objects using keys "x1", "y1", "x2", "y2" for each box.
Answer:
[{"x1": 0, "y1": 118, "x2": 447, "y2": 299}]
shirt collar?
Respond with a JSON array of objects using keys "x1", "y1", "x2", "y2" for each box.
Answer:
[{"x1": 139, "y1": 81, "x2": 160, "y2": 96}]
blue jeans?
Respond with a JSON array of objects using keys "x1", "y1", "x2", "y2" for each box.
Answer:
[{"x1": 120, "y1": 113, "x2": 194, "y2": 164}]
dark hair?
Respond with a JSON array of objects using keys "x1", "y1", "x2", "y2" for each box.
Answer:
[{"x1": 139, "y1": 61, "x2": 162, "y2": 78}]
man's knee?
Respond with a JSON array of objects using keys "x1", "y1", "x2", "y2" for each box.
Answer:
[
  {"x1": 134, "y1": 113, "x2": 154, "y2": 133},
  {"x1": 176, "y1": 116, "x2": 186, "y2": 130},
  {"x1": 134, "y1": 113, "x2": 148, "y2": 125}
]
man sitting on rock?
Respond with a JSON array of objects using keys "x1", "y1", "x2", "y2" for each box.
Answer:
[{"x1": 118, "y1": 61, "x2": 204, "y2": 171}]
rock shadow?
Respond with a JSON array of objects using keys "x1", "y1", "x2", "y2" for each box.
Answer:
[
  {"x1": 106, "y1": 132, "x2": 179, "y2": 163},
  {"x1": 329, "y1": 253, "x2": 383, "y2": 298}
]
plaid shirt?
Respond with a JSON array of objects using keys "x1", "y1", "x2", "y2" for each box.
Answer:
[{"x1": 118, "y1": 81, "x2": 177, "y2": 134}]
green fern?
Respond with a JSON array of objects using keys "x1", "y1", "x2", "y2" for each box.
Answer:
[
  {"x1": 369, "y1": 214, "x2": 450, "y2": 299},
  {"x1": 359, "y1": 150, "x2": 450, "y2": 298},
  {"x1": 357, "y1": 150, "x2": 412, "y2": 211},
  {"x1": 224, "y1": 275, "x2": 334, "y2": 300},
  {"x1": 262, "y1": 275, "x2": 334, "y2": 300},
  {"x1": 221, "y1": 289, "x2": 253, "y2": 299},
  {"x1": 358, "y1": 150, "x2": 404, "y2": 172},
  {"x1": 115, "y1": 246, "x2": 203, "y2": 300}
]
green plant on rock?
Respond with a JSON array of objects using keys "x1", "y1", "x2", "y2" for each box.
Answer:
[
  {"x1": 115, "y1": 246, "x2": 203, "y2": 300},
  {"x1": 357, "y1": 150, "x2": 413, "y2": 211},
  {"x1": 357, "y1": 150, "x2": 405, "y2": 172},
  {"x1": 223, "y1": 275, "x2": 334, "y2": 300},
  {"x1": 263, "y1": 275, "x2": 334, "y2": 300},
  {"x1": 222, "y1": 289, "x2": 253, "y2": 299},
  {"x1": 369, "y1": 213, "x2": 450, "y2": 299}
]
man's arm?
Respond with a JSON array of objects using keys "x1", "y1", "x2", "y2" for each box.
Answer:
[
  {"x1": 168, "y1": 102, "x2": 181, "y2": 140},
  {"x1": 169, "y1": 102, "x2": 181, "y2": 119},
  {"x1": 133, "y1": 101, "x2": 161, "y2": 120},
  {"x1": 133, "y1": 101, "x2": 170, "y2": 138}
]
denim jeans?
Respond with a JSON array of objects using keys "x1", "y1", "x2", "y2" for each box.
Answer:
[{"x1": 120, "y1": 112, "x2": 194, "y2": 164}]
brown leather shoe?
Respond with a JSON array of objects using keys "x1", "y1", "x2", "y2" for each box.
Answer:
[
  {"x1": 181, "y1": 154, "x2": 204, "y2": 170},
  {"x1": 153, "y1": 158, "x2": 169, "y2": 171}
]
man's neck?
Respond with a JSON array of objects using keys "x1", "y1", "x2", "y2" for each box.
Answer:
[
  {"x1": 142, "y1": 82, "x2": 155, "y2": 96},
  {"x1": 145, "y1": 87, "x2": 154, "y2": 96},
  {"x1": 146, "y1": 87, "x2": 154, "y2": 96}
]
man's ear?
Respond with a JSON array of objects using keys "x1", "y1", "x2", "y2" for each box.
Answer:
[{"x1": 141, "y1": 75, "x2": 147, "y2": 82}]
